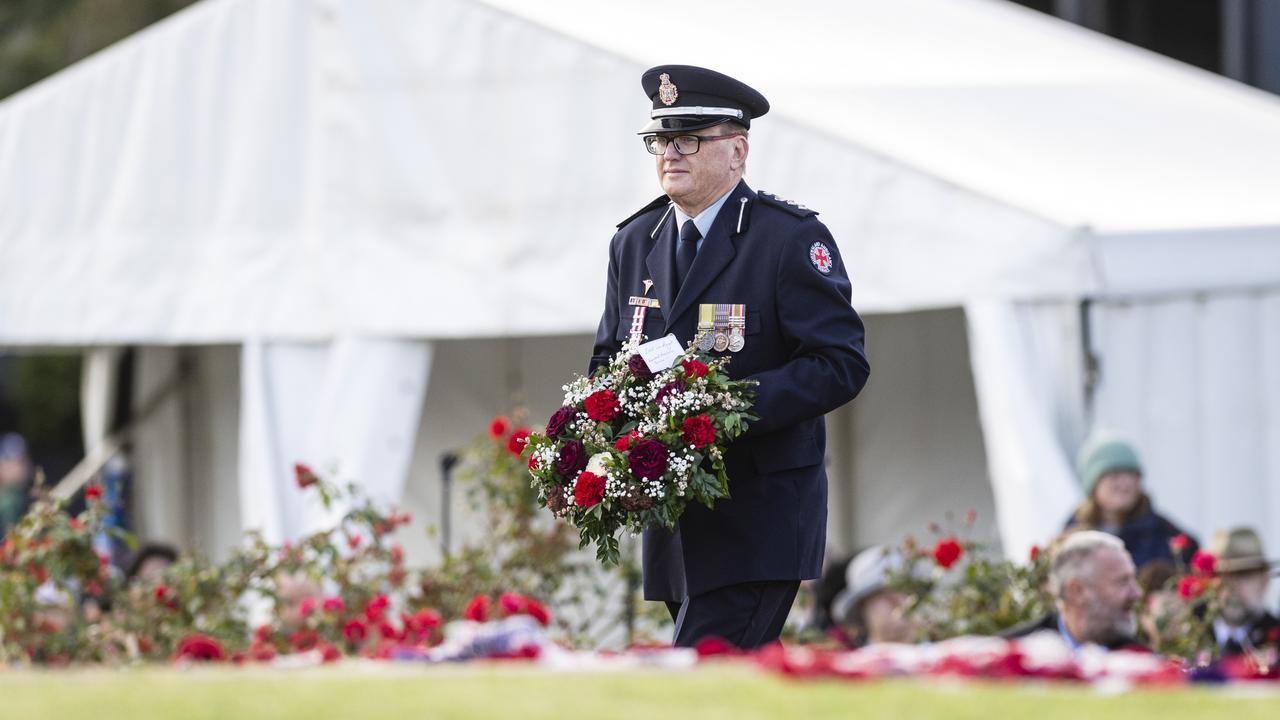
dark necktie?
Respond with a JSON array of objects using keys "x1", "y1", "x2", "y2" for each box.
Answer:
[{"x1": 675, "y1": 219, "x2": 700, "y2": 291}]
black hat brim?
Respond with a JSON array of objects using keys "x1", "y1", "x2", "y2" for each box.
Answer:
[{"x1": 637, "y1": 116, "x2": 735, "y2": 135}]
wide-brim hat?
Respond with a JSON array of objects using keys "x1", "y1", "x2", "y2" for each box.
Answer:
[
  {"x1": 637, "y1": 65, "x2": 769, "y2": 135},
  {"x1": 832, "y1": 546, "x2": 902, "y2": 626},
  {"x1": 1208, "y1": 527, "x2": 1277, "y2": 575}
]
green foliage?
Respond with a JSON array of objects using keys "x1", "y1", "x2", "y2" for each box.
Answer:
[{"x1": 0, "y1": 0, "x2": 199, "y2": 101}]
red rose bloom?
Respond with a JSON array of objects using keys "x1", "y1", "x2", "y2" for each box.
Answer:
[
  {"x1": 614, "y1": 430, "x2": 641, "y2": 451},
  {"x1": 85, "y1": 484, "x2": 102, "y2": 500},
  {"x1": 298, "y1": 596, "x2": 317, "y2": 618},
  {"x1": 254, "y1": 624, "x2": 274, "y2": 643},
  {"x1": 342, "y1": 618, "x2": 368, "y2": 644},
  {"x1": 507, "y1": 428, "x2": 531, "y2": 456},
  {"x1": 172, "y1": 633, "x2": 225, "y2": 663},
  {"x1": 1191, "y1": 550, "x2": 1217, "y2": 576},
  {"x1": 1028, "y1": 545, "x2": 1041, "y2": 563},
  {"x1": 933, "y1": 537, "x2": 963, "y2": 569},
  {"x1": 389, "y1": 544, "x2": 404, "y2": 565},
  {"x1": 463, "y1": 593, "x2": 490, "y2": 623},
  {"x1": 322, "y1": 596, "x2": 345, "y2": 614},
  {"x1": 681, "y1": 359, "x2": 709, "y2": 379},
  {"x1": 1178, "y1": 575, "x2": 1206, "y2": 599},
  {"x1": 574, "y1": 471, "x2": 607, "y2": 508},
  {"x1": 681, "y1": 415, "x2": 716, "y2": 449},
  {"x1": 154, "y1": 585, "x2": 170, "y2": 602},
  {"x1": 289, "y1": 628, "x2": 319, "y2": 652},
  {"x1": 347, "y1": 533, "x2": 362, "y2": 550},
  {"x1": 498, "y1": 592, "x2": 527, "y2": 616},
  {"x1": 488, "y1": 416, "x2": 509, "y2": 438},
  {"x1": 318, "y1": 642, "x2": 342, "y2": 663},
  {"x1": 293, "y1": 463, "x2": 318, "y2": 489},
  {"x1": 364, "y1": 595, "x2": 390, "y2": 622},
  {"x1": 1169, "y1": 534, "x2": 1190, "y2": 553},
  {"x1": 584, "y1": 390, "x2": 621, "y2": 422},
  {"x1": 378, "y1": 621, "x2": 400, "y2": 640},
  {"x1": 523, "y1": 598, "x2": 551, "y2": 627},
  {"x1": 528, "y1": 455, "x2": 539, "y2": 471}
]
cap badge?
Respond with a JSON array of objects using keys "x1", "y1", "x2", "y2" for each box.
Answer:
[
  {"x1": 658, "y1": 73, "x2": 679, "y2": 106},
  {"x1": 809, "y1": 242, "x2": 834, "y2": 275}
]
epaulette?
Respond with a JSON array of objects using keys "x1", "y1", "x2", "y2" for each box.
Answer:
[
  {"x1": 617, "y1": 195, "x2": 672, "y2": 229},
  {"x1": 756, "y1": 190, "x2": 818, "y2": 218}
]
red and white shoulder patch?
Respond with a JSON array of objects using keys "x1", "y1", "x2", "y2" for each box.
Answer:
[{"x1": 809, "y1": 241, "x2": 833, "y2": 274}]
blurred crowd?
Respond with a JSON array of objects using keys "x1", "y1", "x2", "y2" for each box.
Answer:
[{"x1": 803, "y1": 434, "x2": 1278, "y2": 662}]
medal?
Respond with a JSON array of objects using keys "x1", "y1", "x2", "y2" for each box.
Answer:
[
  {"x1": 728, "y1": 304, "x2": 746, "y2": 352},
  {"x1": 696, "y1": 305, "x2": 715, "y2": 351},
  {"x1": 627, "y1": 289, "x2": 661, "y2": 345},
  {"x1": 712, "y1": 304, "x2": 730, "y2": 352}
]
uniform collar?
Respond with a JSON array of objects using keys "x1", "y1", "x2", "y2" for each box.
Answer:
[{"x1": 672, "y1": 184, "x2": 737, "y2": 240}]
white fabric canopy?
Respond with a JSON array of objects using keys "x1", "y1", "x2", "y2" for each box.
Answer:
[
  {"x1": 2, "y1": 0, "x2": 1279, "y2": 345},
  {"x1": 239, "y1": 336, "x2": 430, "y2": 543}
]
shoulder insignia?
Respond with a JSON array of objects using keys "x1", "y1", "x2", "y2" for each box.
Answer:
[
  {"x1": 756, "y1": 190, "x2": 818, "y2": 218},
  {"x1": 617, "y1": 195, "x2": 672, "y2": 229}
]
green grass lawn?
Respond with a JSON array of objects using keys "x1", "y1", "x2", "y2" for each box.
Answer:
[{"x1": 0, "y1": 663, "x2": 1275, "y2": 720}]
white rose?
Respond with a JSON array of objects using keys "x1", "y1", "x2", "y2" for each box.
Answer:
[{"x1": 586, "y1": 452, "x2": 611, "y2": 476}]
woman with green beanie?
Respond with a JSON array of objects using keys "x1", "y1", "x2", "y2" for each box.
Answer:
[{"x1": 1064, "y1": 433, "x2": 1198, "y2": 571}]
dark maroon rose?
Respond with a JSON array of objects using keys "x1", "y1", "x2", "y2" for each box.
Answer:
[
  {"x1": 628, "y1": 354, "x2": 653, "y2": 381},
  {"x1": 628, "y1": 439, "x2": 668, "y2": 480},
  {"x1": 545, "y1": 406, "x2": 575, "y2": 439},
  {"x1": 554, "y1": 439, "x2": 588, "y2": 480},
  {"x1": 654, "y1": 379, "x2": 684, "y2": 407}
]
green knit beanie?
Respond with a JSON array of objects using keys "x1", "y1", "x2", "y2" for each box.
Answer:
[{"x1": 1076, "y1": 434, "x2": 1142, "y2": 495}]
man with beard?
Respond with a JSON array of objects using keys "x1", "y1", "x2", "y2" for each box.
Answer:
[
  {"x1": 1207, "y1": 527, "x2": 1280, "y2": 659},
  {"x1": 589, "y1": 65, "x2": 870, "y2": 649},
  {"x1": 1005, "y1": 531, "x2": 1146, "y2": 650}
]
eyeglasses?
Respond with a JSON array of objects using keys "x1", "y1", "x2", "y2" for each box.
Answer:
[{"x1": 642, "y1": 133, "x2": 744, "y2": 156}]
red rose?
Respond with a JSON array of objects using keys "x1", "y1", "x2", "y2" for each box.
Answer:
[
  {"x1": 584, "y1": 390, "x2": 621, "y2": 422},
  {"x1": 545, "y1": 406, "x2": 576, "y2": 439},
  {"x1": 628, "y1": 354, "x2": 654, "y2": 380},
  {"x1": 463, "y1": 594, "x2": 490, "y2": 623},
  {"x1": 342, "y1": 618, "x2": 368, "y2": 644},
  {"x1": 627, "y1": 439, "x2": 668, "y2": 481},
  {"x1": 85, "y1": 484, "x2": 102, "y2": 501},
  {"x1": 498, "y1": 592, "x2": 527, "y2": 616},
  {"x1": 254, "y1": 624, "x2": 274, "y2": 643},
  {"x1": 655, "y1": 379, "x2": 684, "y2": 407},
  {"x1": 293, "y1": 463, "x2": 318, "y2": 489},
  {"x1": 528, "y1": 455, "x2": 539, "y2": 471},
  {"x1": 154, "y1": 585, "x2": 170, "y2": 602},
  {"x1": 1169, "y1": 534, "x2": 1190, "y2": 553},
  {"x1": 172, "y1": 633, "x2": 225, "y2": 662},
  {"x1": 574, "y1": 471, "x2": 607, "y2": 508},
  {"x1": 410, "y1": 608, "x2": 442, "y2": 634},
  {"x1": 507, "y1": 428, "x2": 531, "y2": 456},
  {"x1": 347, "y1": 533, "x2": 362, "y2": 550},
  {"x1": 523, "y1": 598, "x2": 550, "y2": 627},
  {"x1": 364, "y1": 595, "x2": 390, "y2": 622},
  {"x1": 681, "y1": 359, "x2": 709, "y2": 379},
  {"x1": 318, "y1": 642, "x2": 342, "y2": 662},
  {"x1": 68, "y1": 518, "x2": 83, "y2": 530},
  {"x1": 389, "y1": 544, "x2": 404, "y2": 565},
  {"x1": 289, "y1": 628, "x2": 318, "y2": 652},
  {"x1": 248, "y1": 642, "x2": 276, "y2": 662},
  {"x1": 1178, "y1": 575, "x2": 1206, "y2": 599},
  {"x1": 1028, "y1": 545, "x2": 1041, "y2": 563},
  {"x1": 298, "y1": 596, "x2": 317, "y2": 618},
  {"x1": 378, "y1": 621, "x2": 400, "y2": 640},
  {"x1": 933, "y1": 537, "x2": 963, "y2": 569},
  {"x1": 488, "y1": 416, "x2": 509, "y2": 438},
  {"x1": 1191, "y1": 550, "x2": 1217, "y2": 576},
  {"x1": 681, "y1": 415, "x2": 716, "y2": 449},
  {"x1": 614, "y1": 430, "x2": 642, "y2": 451},
  {"x1": 554, "y1": 439, "x2": 588, "y2": 480}
]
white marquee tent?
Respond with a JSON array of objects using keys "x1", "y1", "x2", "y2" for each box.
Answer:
[{"x1": 2, "y1": 0, "x2": 1279, "y2": 568}]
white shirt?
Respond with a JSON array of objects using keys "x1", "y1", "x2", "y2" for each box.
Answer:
[{"x1": 672, "y1": 185, "x2": 737, "y2": 253}]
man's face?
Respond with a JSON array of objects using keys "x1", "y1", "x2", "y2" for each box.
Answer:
[
  {"x1": 1221, "y1": 571, "x2": 1270, "y2": 625},
  {"x1": 1072, "y1": 547, "x2": 1142, "y2": 643},
  {"x1": 652, "y1": 126, "x2": 744, "y2": 210}
]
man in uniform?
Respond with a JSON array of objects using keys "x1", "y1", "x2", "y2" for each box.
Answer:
[{"x1": 589, "y1": 65, "x2": 870, "y2": 649}]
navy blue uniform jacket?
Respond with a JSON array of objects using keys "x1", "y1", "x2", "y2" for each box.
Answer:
[{"x1": 589, "y1": 180, "x2": 870, "y2": 601}]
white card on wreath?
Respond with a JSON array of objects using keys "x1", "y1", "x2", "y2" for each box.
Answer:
[{"x1": 637, "y1": 334, "x2": 684, "y2": 373}]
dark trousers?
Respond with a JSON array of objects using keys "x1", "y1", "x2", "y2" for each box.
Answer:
[{"x1": 666, "y1": 580, "x2": 799, "y2": 650}]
